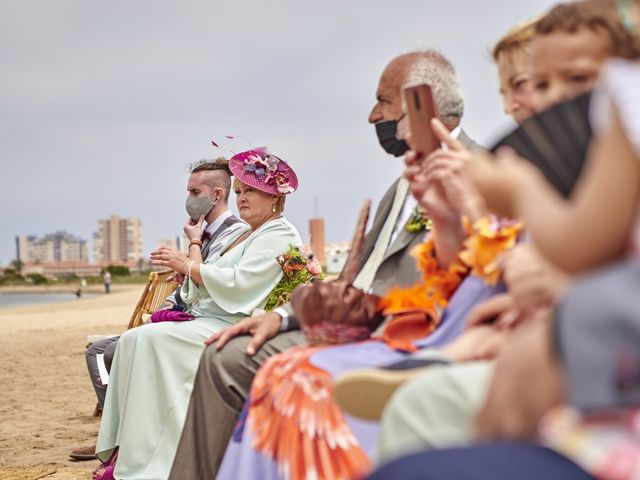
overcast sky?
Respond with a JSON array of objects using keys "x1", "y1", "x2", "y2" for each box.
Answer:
[{"x1": 0, "y1": 0, "x2": 559, "y2": 265}]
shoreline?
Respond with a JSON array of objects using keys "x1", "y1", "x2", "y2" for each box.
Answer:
[{"x1": 0, "y1": 284, "x2": 141, "y2": 295}]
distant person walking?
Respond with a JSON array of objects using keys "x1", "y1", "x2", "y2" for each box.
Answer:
[{"x1": 102, "y1": 271, "x2": 111, "y2": 294}]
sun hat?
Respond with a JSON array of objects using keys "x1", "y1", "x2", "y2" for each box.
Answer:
[{"x1": 229, "y1": 147, "x2": 298, "y2": 195}]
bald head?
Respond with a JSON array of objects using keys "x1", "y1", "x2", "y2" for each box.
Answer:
[
  {"x1": 368, "y1": 50, "x2": 462, "y2": 128},
  {"x1": 369, "y1": 52, "x2": 424, "y2": 124}
]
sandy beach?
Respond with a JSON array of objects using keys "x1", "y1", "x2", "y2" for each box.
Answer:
[{"x1": 0, "y1": 285, "x2": 141, "y2": 480}]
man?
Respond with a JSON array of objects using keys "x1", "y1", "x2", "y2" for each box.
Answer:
[
  {"x1": 362, "y1": 0, "x2": 637, "y2": 466},
  {"x1": 69, "y1": 158, "x2": 244, "y2": 461},
  {"x1": 102, "y1": 270, "x2": 111, "y2": 294},
  {"x1": 169, "y1": 50, "x2": 475, "y2": 479}
]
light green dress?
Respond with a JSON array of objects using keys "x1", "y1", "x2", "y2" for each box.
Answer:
[{"x1": 96, "y1": 217, "x2": 301, "y2": 479}]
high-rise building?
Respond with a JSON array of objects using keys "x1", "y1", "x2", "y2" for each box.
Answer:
[
  {"x1": 16, "y1": 231, "x2": 88, "y2": 264},
  {"x1": 157, "y1": 235, "x2": 188, "y2": 253},
  {"x1": 93, "y1": 215, "x2": 143, "y2": 263}
]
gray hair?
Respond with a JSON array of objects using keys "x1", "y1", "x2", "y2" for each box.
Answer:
[{"x1": 403, "y1": 50, "x2": 464, "y2": 127}]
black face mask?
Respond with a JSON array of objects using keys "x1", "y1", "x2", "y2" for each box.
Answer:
[{"x1": 375, "y1": 119, "x2": 409, "y2": 157}]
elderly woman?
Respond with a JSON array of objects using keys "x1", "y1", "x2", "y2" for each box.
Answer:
[{"x1": 93, "y1": 148, "x2": 301, "y2": 479}]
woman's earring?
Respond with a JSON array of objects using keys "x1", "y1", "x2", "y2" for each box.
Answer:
[{"x1": 272, "y1": 204, "x2": 276, "y2": 213}]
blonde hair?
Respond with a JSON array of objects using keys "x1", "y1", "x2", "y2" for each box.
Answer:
[{"x1": 492, "y1": 17, "x2": 540, "y2": 64}]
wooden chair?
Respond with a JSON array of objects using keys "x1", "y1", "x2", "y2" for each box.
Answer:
[{"x1": 127, "y1": 270, "x2": 179, "y2": 329}]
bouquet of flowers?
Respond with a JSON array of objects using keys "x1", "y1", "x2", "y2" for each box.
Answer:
[{"x1": 264, "y1": 244, "x2": 325, "y2": 311}]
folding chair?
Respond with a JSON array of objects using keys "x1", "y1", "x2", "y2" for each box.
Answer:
[{"x1": 127, "y1": 270, "x2": 179, "y2": 329}]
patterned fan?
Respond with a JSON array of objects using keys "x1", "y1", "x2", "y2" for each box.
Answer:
[
  {"x1": 290, "y1": 199, "x2": 384, "y2": 344},
  {"x1": 248, "y1": 345, "x2": 371, "y2": 480},
  {"x1": 338, "y1": 199, "x2": 372, "y2": 284},
  {"x1": 491, "y1": 92, "x2": 591, "y2": 198}
]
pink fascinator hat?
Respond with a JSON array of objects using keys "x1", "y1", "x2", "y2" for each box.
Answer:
[{"x1": 229, "y1": 147, "x2": 298, "y2": 195}]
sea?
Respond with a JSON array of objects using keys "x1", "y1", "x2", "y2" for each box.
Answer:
[{"x1": 0, "y1": 292, "x2": 97, "y2": 310}]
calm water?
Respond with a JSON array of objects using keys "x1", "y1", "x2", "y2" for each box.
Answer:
[{"x1": 0, "y1": 292, "x2": 97, "y2": 309}]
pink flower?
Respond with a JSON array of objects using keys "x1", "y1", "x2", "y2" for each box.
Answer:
[{"x1": 307, "y1": 259, "x2": 322, "y2": 276}]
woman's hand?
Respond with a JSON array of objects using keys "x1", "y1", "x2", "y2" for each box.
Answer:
[
  {"x1": 184, "y1": 215, "x2": 205, "y2": 242},
  {"x1": 500, "y1": 244, "x2": 571, "y2": 314},
  {"x1": 150, "y1": 247, "x2": 191, "y2": 275},
  {"x1": 475, "y1": 314, "x2": 566, "y2": 441},
  {"x1": 470, "y1": 147, "x2": 542, "y2": 219}
]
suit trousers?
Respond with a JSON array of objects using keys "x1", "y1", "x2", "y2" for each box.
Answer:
[
  {"x1": 86, "y1": 336, "x2": 119, "y2": 408},
  {"x1": 378, "y1": 361, "x2": 494, "y2": 464},
  {"x1": 169, "y1": 330, "x2": 305, "y2": 480}
]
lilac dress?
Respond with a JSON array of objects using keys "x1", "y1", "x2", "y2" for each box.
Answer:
[{"x1": 217, "y1": 275, "x2": 505, "y2": 479}]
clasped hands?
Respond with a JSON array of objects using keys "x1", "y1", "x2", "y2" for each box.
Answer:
[{"x1": 404, "y1": 118, "x2": 486, "y2": 226}]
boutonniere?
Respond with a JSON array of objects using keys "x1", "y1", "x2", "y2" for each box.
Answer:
[{"x1": 405, "y1": 206, "x2": 433, "y2": 233}]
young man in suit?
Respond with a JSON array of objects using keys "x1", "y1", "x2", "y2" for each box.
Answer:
[{"x1": 69, "y1": 159, "x2": 244, "y2": 461}]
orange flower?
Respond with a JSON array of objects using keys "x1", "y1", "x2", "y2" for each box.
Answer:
[
  {"x1": 459, "y1": 216, "x2": 522, "y2": 285},
  {"x1": 380, "y1": 215, "x2": 521, "y2": 351}
]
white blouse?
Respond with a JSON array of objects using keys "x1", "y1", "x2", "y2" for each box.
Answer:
[
  {"x1": 591, "y1": 58, "x2": 640, "y2": 155},
  {"x1": 591, "y1": 58, "x2": 640, "y2": 246}
]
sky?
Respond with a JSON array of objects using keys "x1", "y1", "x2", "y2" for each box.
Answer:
[{"x1": 0, "y1": 0, "x2": 560, "y2": 265}]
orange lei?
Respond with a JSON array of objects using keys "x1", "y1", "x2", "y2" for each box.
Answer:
[{"x1": 379, "y1": 216, "x2": 522, "y2": 351}]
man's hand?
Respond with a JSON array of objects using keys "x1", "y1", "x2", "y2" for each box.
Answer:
[
  {"x1": 204, "y1": 311, "x2": 283, "y2": 356},
  {"x1": 422, "y1": 118, "x2": 487, "y2": 223},
  {"x1": 184, "y1": 215, "x2": 205, "y2": 242}
]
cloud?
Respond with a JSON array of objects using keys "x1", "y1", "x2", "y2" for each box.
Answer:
[{"x1": 0, "y1": 0, "x2": 557, "y2": 264}]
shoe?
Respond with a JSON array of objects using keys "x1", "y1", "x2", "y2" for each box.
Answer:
[
  {"x1": 69, "y1": 444, "x2": 97, "y2": 461},
  {"x1": 334, "y1": 357, "x2": 449, "y2": 421}
]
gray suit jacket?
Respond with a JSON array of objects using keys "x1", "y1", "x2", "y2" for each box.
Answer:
[{"x1": 284, "y1": 130, "x2": 477, "y2": 326}]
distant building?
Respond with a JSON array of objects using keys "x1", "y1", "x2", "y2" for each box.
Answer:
[
  {"x1": 325, "y1": 241, "x2": 350, "y2": 274},
  {"x1": 308, "y1": 218, "x2": 326, "y2": 266},
  {"x1": 22, "y1": 261, "x2": 102, "y2": 279},
  {"x1": 16, "y1": 231, "x2": 88, "y2": 264},
  {"x1": 93, "y1": 215, "x2": 143, "y2": 264},
  {"x1": 157, "y1": 235, "x2": 188, "y2": 253}
]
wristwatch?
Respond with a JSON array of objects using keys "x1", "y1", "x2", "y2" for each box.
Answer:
[{"x1": 189, "y1": 239, "x2": 203, "y2": 248}]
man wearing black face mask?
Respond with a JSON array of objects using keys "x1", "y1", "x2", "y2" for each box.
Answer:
[
  {"x1": 69, "y1": 159, "x2": 244, "y2": 462},
  {"x1": 169, "y1": 50, "x2": 473, "y2": 479}
]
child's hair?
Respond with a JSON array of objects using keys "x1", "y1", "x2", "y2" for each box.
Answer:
[{"x1": 536, "y1": 0, "x2": 640, "y2": 59}]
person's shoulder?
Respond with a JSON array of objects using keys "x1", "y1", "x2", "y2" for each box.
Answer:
[
  {"x1": 380, "y1": 177, "x2": 402, "y2": 198},
  {"x1": 226, "y1": 219, "x2": 248, "y2": 233},
  {"x1": 457, "y1": 129, "x2": 483, "y2": 151},
  {"x1": 226, "y1": 214, "x2": 244, "y2": 226},
  {"x1": 260, "y1": 217, "x2": 301, "y2": 241}
]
